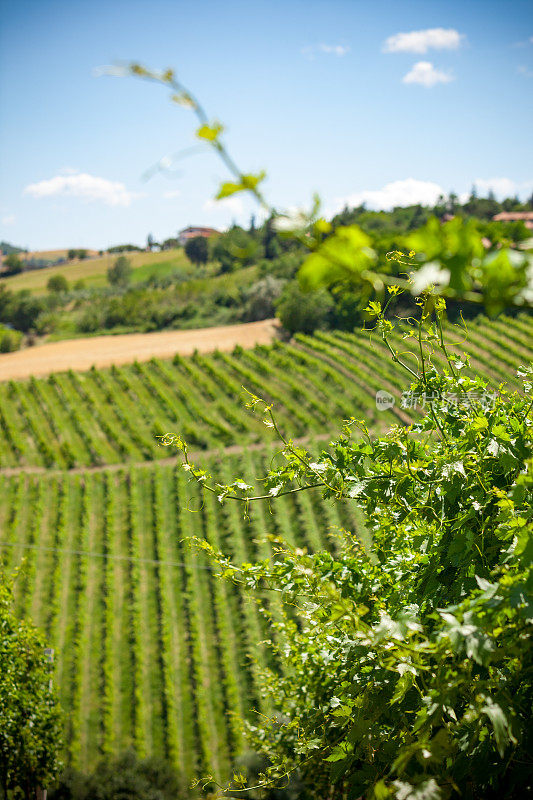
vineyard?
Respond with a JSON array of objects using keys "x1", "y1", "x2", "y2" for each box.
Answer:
[
  {"x1": 0, "y1": 313, "x2": 531, "y2": 782},
  {"x1": 0, "y1": 313, "x2": 531, "y2": 470},
  {"x1": 0, "y1": 453, "x2": 364, "y2": 780}
]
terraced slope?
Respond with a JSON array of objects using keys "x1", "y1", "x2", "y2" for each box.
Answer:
[{"x1": 0, "y1": 314, "x2": 530, "y2": 470}]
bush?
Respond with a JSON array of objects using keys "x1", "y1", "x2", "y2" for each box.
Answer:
[
  {"x1": 275, "y1": 281, "x2": 333, "y2": 335},
  {"x1": 0, "y1": 327, "x2": 22, "y2": 352},
  {"x1": 8, "y1": 291, "x2": 43, "y2": 332},
  {"x1": 0, "y1": 578, "x2": 63, "y2": 795},
  {"x1": 49, "y1": 751, "x2": 187, "y2": 800},
  {"x1": 47, "y1": 275, "x2": 69, "y2": 293},
  {"x1": 107, "y1": 256, "x2": 132, "y2": 287},
  {"x1": 78, "y1": 306, "x2": 105, "y2": 333},
  {"x1": 2, "y1": 253, "x2": 23, "y2": 275},
  {"x1": 257, "y1": 252, "x2": 302, "y2": 280},
  {"x1": 243, "y1": 276, "x2": 285, "y2": 321}
]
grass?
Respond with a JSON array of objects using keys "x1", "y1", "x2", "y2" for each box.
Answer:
[{"x1": 2, "y1": 248, "x2": 190, "y2": 294}]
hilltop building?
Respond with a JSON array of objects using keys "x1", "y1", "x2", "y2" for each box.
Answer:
[
  {"x1": 178, "y1": 226, "x2": 219, "y2": 245},
  {"x1": 492, "y1": 211, "x2": 533, "y2": 230}
]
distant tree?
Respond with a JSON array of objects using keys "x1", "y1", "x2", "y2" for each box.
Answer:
[
  {"x1": 107, "y1": 244, "x2": 142, "y2": 253},
  {"x1": 78, "y1": 249, "x2": 88, "y2": 260},
  {"x1": 263, "y1": 214, "x2": 281, "y2": 260},
  {"x1": 0, "y1": 577, "x2": 63, "y2": 797},
  {"x1": 184, "y1": 236, "x2": 209, "y2": 266},
  {"x1": 3, "y1": 253, "x2": 23, "y2": 275},
  {"x1": 67, "y1": 249, "x2": 77, "y2": 261},
  {"x1": 276, "y1": 281, "x2": 333, "y2": 335},
  {"x1": 161, "y1": 237, "x2": 179, "y2": 250},
  {"x1": 107, "y1": 255, "x2": 132, "y2": 287},
  {"x1": 147, "y1": 233, "x2": 155, "y2": 251},
  {"x1": 47, "y1": 275, "x2": 69, "y2": 293},
  {"x1": 447, "y1": 191, "x2": 459, "y2": 213}
]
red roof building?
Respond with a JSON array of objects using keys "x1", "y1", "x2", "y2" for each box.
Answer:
[
  {"x1": 492, "y1": 212, "x2": 533, "y2": 230},
  {"x1": 178, "y1": 226, "x2": 220, "y2": 245}
]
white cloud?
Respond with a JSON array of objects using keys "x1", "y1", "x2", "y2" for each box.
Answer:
[
  {"x1": 203, "y1": 196, "x2": 244, "y2": 215},
  {"x1": 331, "y1": 178, "x2": 445, "y2": 213},
  {"x1": 383, "y1": 28, "x2": 464, "y2": 54},
  {"x1": 163, "y1": 189, "x2": 182, "y2": 199},
  {"x1": 473, "y1": 177, "x2": 533, "y2": 199},
  {"x1": 402, "y1": 61, "x2": 454, "y2": 87},
  {"x1": 318, "y1": 43, "x2": 350, "y2": 56},
  {"x1": 24, "y1": 171, "x2": 137, "y2": 206},
  {"x1": 301, "y1": 43, "x2": 349, "y2": 59},
  {"x1": 1, "y1": 214, "x2": 15, "y2": 226}
]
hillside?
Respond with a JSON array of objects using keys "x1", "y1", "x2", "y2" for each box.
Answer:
[
  {"x1": 0, "y1": 318, "x2": 278, "y2": 381},
  {"x1": 0, "y1": 314, "x2": 530, "y2": 471},
  {"x1": 1, "y1": 248, "x2": 189, "y2": 294},
  {"x1": 0, "y1": 313, "x2": 530, "y2": 782}
]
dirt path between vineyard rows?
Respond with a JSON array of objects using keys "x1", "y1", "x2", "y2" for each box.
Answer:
[{"x1": 0, "y1": 318, "x2": 280, "y2": 381}]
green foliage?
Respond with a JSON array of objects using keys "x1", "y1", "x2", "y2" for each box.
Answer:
[
  {"x1": 276, "y1": 281, "x2": 333, "y2": 335},
  {"x1": 0, "y1": 576, "x2": 63, "y2": 797},
  {"x1": 49, "y1": 751, "x2": 187, "y2": 800},
  {"x1": 67, "y1": 249, "x2": 89, "y2": 261},
  {"x1": 299, "y1": 225, "x2": 377, "y2": 291},
  {"x1": 106, "y1": 244, "x2": 143, "y2": 254},
  {"x1": 107, "y1": 255, "x2": 132, "y2": 287},
  {"x1": 0, "y1": 325, "x2": 22, "y2": 353},
  {"x1": 216, "y1": 171, "x2": 266, "y2": 200},
  {"x1": 184, "y1": 236, "x2": 209, "y2": 266},
  {"x1": 47, "y1": 275, "x2": 69, "y2": 293},
  {"x1": 243, "y1": 276, "x2": 285, "y2": 322},
  {"x1": 184, "y1": 296, "x2": 533, "y2": 799},
  {"x1": 3, "y1": 254, "x2": 23, "y2": 276},
  {"x1": 299, "y1": 217, "x2": 532, "y2": 316},
  {"x1": 211, "y1": 227, "x2": 258, "y2": 273}
]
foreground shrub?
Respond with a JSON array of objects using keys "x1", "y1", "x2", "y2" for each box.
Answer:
[
  {"x1": 49, "y1": 751, "x2": 187, "y2": 800},
  {"x1": 175, "y1": 295, "x2": 533, "y2": 799},
  {"x1": 0, "y1": 577, "x2": 63, "y2": 798}
]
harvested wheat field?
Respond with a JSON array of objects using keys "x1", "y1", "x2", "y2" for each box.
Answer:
[{"x1": 0, "y1": 318, "x2": 280, "y2": 380}]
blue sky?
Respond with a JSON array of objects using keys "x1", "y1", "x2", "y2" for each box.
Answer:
[{"x1": 0, "y1": 0, "x2": 532, "y2": 250}]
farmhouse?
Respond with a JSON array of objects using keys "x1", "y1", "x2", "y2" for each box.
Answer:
[
  {"x1": 178, "y1": 225, "x2": 219, "y2": 245},
  {"x1": 492, "y1": 211, "x2": 533, "y2": 229}
]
